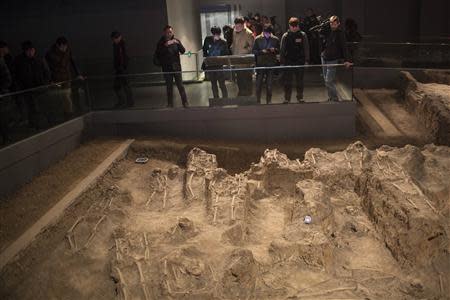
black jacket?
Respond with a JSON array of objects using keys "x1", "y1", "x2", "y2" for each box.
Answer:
[
  {"x1": 252, "y1": 34, "x2": 280, "y2": 67},
  {"x1": 13, "y1": 53, "x2": 50, "y2": 89},
  {"x1": 113, "y1": 40, "x2": 129, "y2": 74},
  {"x1": 280, "y1": 30, "x2": 310, "y2": 65},
  {"x1": 203, "y1": 36, "x2": 229, "y2": 57},
  {"x1": 0, "y1": 57, "x2": 11, "y2": 94},
  {"x1": 322, "y1": 28, "x2": 350, "y2": 62},
  {"x1": 154, "y1": 36, "x2": 186, "y2": 71},
  {"x1": 46, "y1": 44, "x2": 80, "y2": 82}
]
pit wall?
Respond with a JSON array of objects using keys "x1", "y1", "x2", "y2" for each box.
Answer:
[
  {"x1": 87, "y1": 103, "x2": 356, "y2": 142},
  {"x1": 0, "y1": 103, "x2": 356, "y2": 196},
  {"x1": 0, "y1": 116, "x2": 90, "y2": 197}
]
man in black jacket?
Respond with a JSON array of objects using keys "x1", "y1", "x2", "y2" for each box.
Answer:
[
  {"x1": 111, "y1": 31, "x2": 134, "y2": 108},
  {"x1": 203, "y1": 26, "x2": 230, "y2": 99},
  {"x1": 321, "y1": 16, "x2": 352, "y2": 102},
  {"x1": 13, "y1": 41, "x2": 51, "y2": 128},
  {"x1": 280, "y1": 17, "x2": 310, "y2": 103},
  {"x1": 154, "y1": 25, "x2": 189, "y2": 108},
  {"x1": 0, "y1": 41, "x2": 13, "y2": 78},
  {"x1": 253, "y1": 24, "x2": 280, "y2": 104},
  {"x1": 0, "y1": 57, "x2": 12, "y2": 144},
  {"x1": 46, "y1": 37, "x2": 83, "y2": 118},
  {"x1": 302, "y1": 8, "x2": 321, "y2": 64}
]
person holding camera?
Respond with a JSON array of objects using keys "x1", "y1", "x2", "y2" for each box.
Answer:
[
  {"x1": 154, "y1": 25, "x2": 189, "y2": 108},
  {"x1": 320, "y1": 16, "x2": 352, "y2": 102}
]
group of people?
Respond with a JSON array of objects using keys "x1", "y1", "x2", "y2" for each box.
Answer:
[
  {"x1": 152, "y1": 13, "x2": 353, "y2": 107},
  {"x1": 0, "y1": 38, "x2": 86, "y2": 143},
  {"x1": 0, "y1": 10, "x2": 357, "y2": 144},
  {"x1": 201, "y1": 14, "x2": 352, "y2": 104}
]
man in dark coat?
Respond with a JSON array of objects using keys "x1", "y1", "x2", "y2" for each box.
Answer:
[
  {"x1": 111, "y1": 31, "x2": 134, "y2": 108},
  {"x1": 320, "y1": 16, "x2": 352, "y2": 102},
  {"x1": 46, "y1": 36, "x2": 82, "y2": 117},
  {"x1": 154, "y1": 25, "x2": 189, "y2": 108},
  {"x1": 0, "y1": 41, "x2": 14, "y2": 78},
  {"x1": 203, "y1": 26, "x2": 230, "y2": 99},
  {"x1": 0, "y1": 57, "x2": 12, "y2": 144},
  {"x1": 302, "y1": 8, "x2": 321, "y2": 64},
  {"x1": 280, "y1": 17, "x2": 310, "y2": 103},
  {"x1": 13, "y1": 41, "x2": 51, "y2": 127},
  {"x1": 252, "y1": 24, "x2": 280, "y2": 104}
]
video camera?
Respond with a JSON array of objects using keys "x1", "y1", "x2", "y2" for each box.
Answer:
[{"x1": 309, "y1": 19, "x2": 331, "y2": 32}]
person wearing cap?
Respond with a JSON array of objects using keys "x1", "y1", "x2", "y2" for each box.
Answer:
[
  {"x1": 280, "y1": 17, "x2": 310, "y2": 103},
  {"x1": 13, "y1": 41, "x2": 51, "y2": 128},
  {"x1": 231, "y1": 17, "x2": 255, "y2": 97},
  {"x1": 45, "y1": 37, "x2": 83, "y2": 118},
  {"x1": 111, "y1": 31, "x2": 134, "y2": 108},
  {"x1": 252, "y1": 24, "x2": 280, "y2": 104},
  {"x1": 320, "y1": 16, "x2": 352, "y2": 102},
  {"x1": 154, "y1": 25, "x2": 189, "y2": 108},
  {"x1": 202, "y1": 26, "x2": 230, "y2": 99}
]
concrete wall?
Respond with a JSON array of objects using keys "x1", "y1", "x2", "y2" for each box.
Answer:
[
  {"x1": 285, "y1": 0, "x2": 339, "y2": 20},
  {"x1": 88, "y1": 103, "x2": 356, "y2": 142},
  {"x1": 199, "y1": 0, "x2": 286, "y2": 30},
  {"x1": 0, "y1": 116, "x2": 88, "y2": 196},
  {"x1": 0, "y1": 0, "x2": 168, "y2": 75},
  {"x1": 166, "y1": 0, "x2": 203, "y2": 79},
  {"x1": 420, "y1": 0, "x2": 450, "y2": 39}
]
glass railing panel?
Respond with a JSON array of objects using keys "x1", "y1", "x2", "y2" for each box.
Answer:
[{"x1": 0, "y1": 78, "x2": 90, "y2": 146}]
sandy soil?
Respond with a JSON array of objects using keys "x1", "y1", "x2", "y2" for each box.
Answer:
[
  {"x1": 1, "y1": 141, "x2": 448, "y2": 299},
  {"x1": 0, "y1": 139, "x2": 124, "y2": 252},
  {"x1": 357, "y1": 88, "x2": 433, "y2": 145},
  {"x1": 400, "y1": 71, "x2": 450, "y2": 145}
]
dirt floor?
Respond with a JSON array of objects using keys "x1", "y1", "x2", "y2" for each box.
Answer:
[
  {"x1": 0, "y1": 139, "x2": 124, "y2": 252},
  {"x1": 0, "y1": 140, "x2": 448, "y2": 299}
]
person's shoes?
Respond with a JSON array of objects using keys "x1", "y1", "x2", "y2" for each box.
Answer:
[
  {"x1": 297, "y1": 98, "x2": 305, "y2": 103},
  {"x1": 183, "y1": 102, "x2": 190, "y2": 108},
  {"x1": 329, "y1": 98, "x2": 339, "y2": 102},
  {"x1": 283, "y1": 100, "x2": 290, "y2": 104}
]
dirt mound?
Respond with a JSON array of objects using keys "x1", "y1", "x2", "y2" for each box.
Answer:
[
  {"x1": 1, "y1": 143, "x2": 449, "y2": 299},
  {"x1": 399, "y1": 71, "x2": 450, "y2": 145}
]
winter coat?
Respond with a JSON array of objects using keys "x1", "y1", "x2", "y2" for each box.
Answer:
[
  {"x1": 280, "y1": 30, "x2": 310, "y2": 65},
  {"x1": 113, "y1": 40, "x2": 130, "y2": 74},
  {"x1": 154, "y1": 36, "x2": 186, "y2": 71},
  {"x1": 13, "y1": 53, "x2": 50, "y2": 89},
  {"x1": 231, "y1": 28, "x2": 254, "y2": 55},
  {"x1": 0, "y1": 57, "x2": 11, "y2": 94},
  {"x1": 46, "y1": 44, "x2": 79, "y2": 83},
  {"x1": 252, "y1": 34, "x2": 280, "y2": 67},
  {"x1": 322, "y1": 28, "x2": 350, "y2": 62}
]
